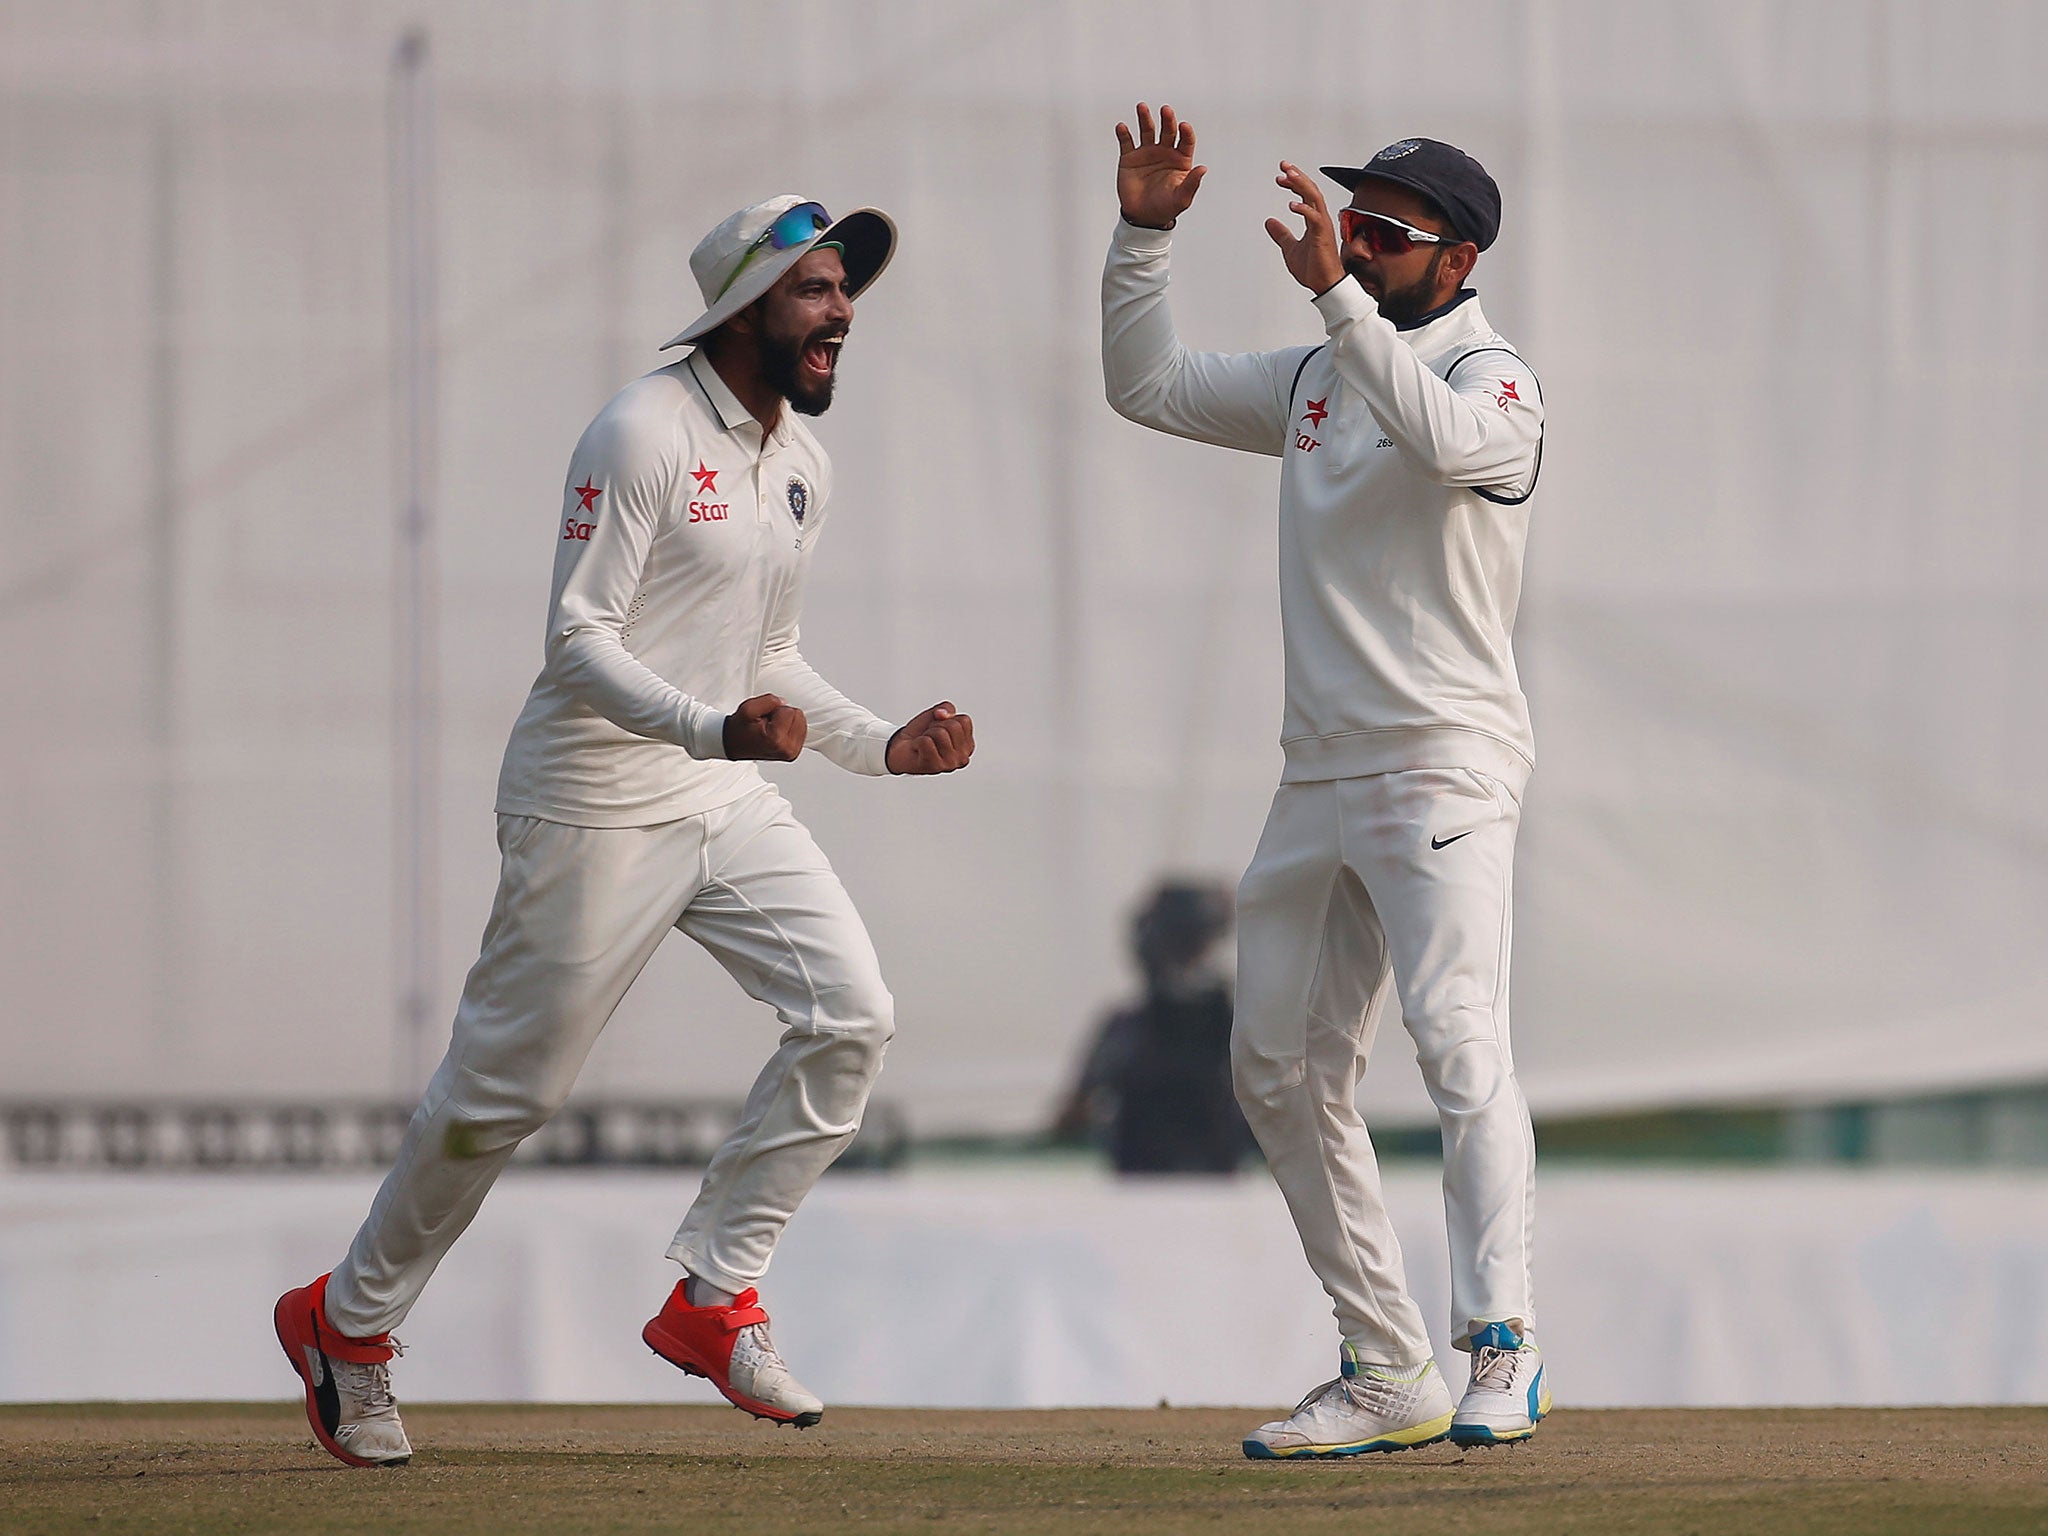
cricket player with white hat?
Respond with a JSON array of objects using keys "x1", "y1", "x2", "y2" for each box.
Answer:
[
  {"x1": 1103, "y1": 105, "x2": 1550, "y2": 1458},
  {"x1": 276, "y1": 194, "x2": 974, "y2": 1467}
]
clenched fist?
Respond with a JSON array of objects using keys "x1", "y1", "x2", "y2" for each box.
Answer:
[
  {"x1": 724, "y1": 693, "x2": 807, "y2": 761},
  {"x1": 887, "y1": 701, "x2": 975, "y2": 775}
]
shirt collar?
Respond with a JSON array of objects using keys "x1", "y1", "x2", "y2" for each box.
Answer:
[
  {"x1": 685, "y1": 349, "x2": 758, "y2": 435},
  {"x1": 683, "y1": 348, "x2": 801, "y2": 451},
  {"x1": 1395, "y1": 287, "x2": 1478, "y2": 333}
]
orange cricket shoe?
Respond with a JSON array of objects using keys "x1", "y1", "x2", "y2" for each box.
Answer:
[
  {"x1": 642, "y1": 1280, "x2": 825, "y2": 1427},
  {"x1": 273, "y1": 1272, "x2": 413, "y2": 1467}
]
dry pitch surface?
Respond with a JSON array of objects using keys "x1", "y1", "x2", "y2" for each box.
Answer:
[{"x1": 4, "y1": 1402, "x2": 2045, "y2": 1535}]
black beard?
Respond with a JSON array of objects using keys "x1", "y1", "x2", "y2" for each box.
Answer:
[
  {"x1": 1349, "y1": 248, "x2": 1448, "y2": 327},
  {"x1": 759, "y1": 325, "x2": 840, "y2": 416}
]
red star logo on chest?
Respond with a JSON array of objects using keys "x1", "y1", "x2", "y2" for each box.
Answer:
[
  {"x1": 574, "y1": 479, "x2": 602, "y2": 513},
  {"x1": 689, "y1": 461, "x2": 719, "y2": 495},
  {"x1": 1497, "y1": 379, "x2": 1520, "y2": 401},
  {"x1": 1302, "y1": 397, "x2": 1330, "y2": 429}
]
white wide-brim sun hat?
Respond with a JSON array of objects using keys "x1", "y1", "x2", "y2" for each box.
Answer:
[{"x1": 660, "y1": 194, "x2": 897, "y2": 350}]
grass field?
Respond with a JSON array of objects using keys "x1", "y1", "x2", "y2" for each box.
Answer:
[{"x1": 5, "y1": 1401, "x2": 2045, "y2": 1535}]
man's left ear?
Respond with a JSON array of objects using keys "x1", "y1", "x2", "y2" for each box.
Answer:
[
  {"x1": 726, "y1": 299, "x2": 763, "y2": 338},
  {"x1": 1450, "y1": 243, "x2": 1479, "y2": 284}
]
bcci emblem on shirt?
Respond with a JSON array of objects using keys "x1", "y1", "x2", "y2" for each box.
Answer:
[{"x1": 786, "y1": 476, "x2": 810, "y2": 526}]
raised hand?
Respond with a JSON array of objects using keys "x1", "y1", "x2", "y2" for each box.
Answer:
[
  {"x1": 1114, "y1": 102, "x2": 1208, "y2": 229},
  {"x1": 1264, "y1": 161, "x2": 1345, "y2": 294},
  {"x1": 886, "y1": 701, "x2": 975, "y2": 776},
  {"x1": 724, "y1": 693, "x2": 807, "y2": 761}
]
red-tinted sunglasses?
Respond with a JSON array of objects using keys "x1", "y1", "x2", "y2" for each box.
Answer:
[{"x1": 1338, "y1": 207, "x2": 1453, "y2": 256}]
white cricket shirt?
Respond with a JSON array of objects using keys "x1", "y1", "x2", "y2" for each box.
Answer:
[
  {"x1": 495, "y1": 350, "x2": 894, "y2": 828},
  {"x1": 1102, "y1": 220, "x2": 1544, "y2": 791}
]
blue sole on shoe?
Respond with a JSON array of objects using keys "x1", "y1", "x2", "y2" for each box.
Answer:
[
  {"x1": 1242, "y1": 1430, "x2": 1450, "y2": 1460},
  {"x1": 1448, "y1": 1423, "x2": 1537, "y2": 1446}
]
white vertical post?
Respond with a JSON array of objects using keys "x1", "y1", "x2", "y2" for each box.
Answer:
[
  {"x1": 1515, "y1": 0, "x2": 1562, "y2": 730},
  {"x1": 1046, "y1": 107, "x2": 1091, "y2": 1035},
  {"x1": 390, "y1": 29, "x2": 440, "y2": 1094},
  {"x1": 600, "y1": 90, "x2": 632, "y2": 394},
  {"x1": 1521, "y1": 0, "x2": 1561, "y2": 366},
  {"x1": 147, "y1": 108, "x2": 184, "y2": 1067}
]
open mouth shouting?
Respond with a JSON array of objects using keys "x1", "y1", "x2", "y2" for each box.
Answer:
[
  {"x1": 764, "y1": 321, "x2": 848, "y2": 417},
  {"x1": 801, "y1": 330, "x2": 846, "y2": 385}
]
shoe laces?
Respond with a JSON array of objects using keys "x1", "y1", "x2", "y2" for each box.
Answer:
[
  {"x1": 1294, "y1": 1371, "x2": 1416, "y2": 1421},
  {"x1": 731, "y1": 1322, "x2": 790, "y2": 1381},
  {"x1": 1471, "y1": 1344, "x2": 1518, "y2": 1393},
  {"x1": 334, "y1": 1338, "x2": 403, "y2": 1414},
  {"x1": 1290, "y1": 1377, "x2": 1347, "y2": 1416}
]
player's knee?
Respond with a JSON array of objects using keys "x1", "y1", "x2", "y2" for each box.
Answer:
[
  {"x1": 816, "y1": 974, "x2": 895, "y2": 1060},
  {"x1": 1231, "y1": 1034, "x2": 1305, "y2": 1123},
  {"x1": 440, "y1": 1055, "x2": 582, "y2": 1131},
  {"x1": 433, "y1": 1090, "x2": 563, "y2": 1161},
  {"x1": 1412, "y1": 1023, "x2": 1512, "y2": 1118},
  {"x1": 848, "y1": 995, "x2": 895, "y2": 1062}
]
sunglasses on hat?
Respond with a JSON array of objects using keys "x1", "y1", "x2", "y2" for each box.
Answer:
[
  {"x1": 716, "y1": 201, "x2": 835, "y2": 299},
  {"x1": 1337, "y1": 207, "x2": 1454, "y2": 256}
]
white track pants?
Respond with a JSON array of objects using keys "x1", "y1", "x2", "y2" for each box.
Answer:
[
  {"x1": 1231, "y1": 769, "x2": 1535, "y2": 1366},
  {"x1": 325, "y1": 786, "x2": 894, "y2": 1337}
]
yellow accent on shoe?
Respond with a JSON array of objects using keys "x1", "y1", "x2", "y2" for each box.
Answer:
[
  {"x1": 1278, "y1": 1409, "x2": 1454, "y2": 1456},
  {"x1": 1376, "y1": 1408, "x2": 1455, "y2": 1448}
]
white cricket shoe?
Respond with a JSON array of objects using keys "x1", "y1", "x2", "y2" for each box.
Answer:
[
  {"x1": 727, "y1": 1322, "x2": 824, "y2": 1421},
  {"x1": 1448, "y1": 1320, "x2": 1550, "y2": 1445},
  {"x1": 1242, "y1": 1349, "x2": 1455, "y2": 1460},
  {"x1": 325, "y1": 1353, "x2": 414, "y2": 1464}
]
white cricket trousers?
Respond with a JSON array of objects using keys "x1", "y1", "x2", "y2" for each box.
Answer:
[
  {"x1": 1231, "y1": 768, "x2": 1535, "y2": 1367},
  {"x1": 324, "y1": 785, "x2": 893, "y2": 1338}
]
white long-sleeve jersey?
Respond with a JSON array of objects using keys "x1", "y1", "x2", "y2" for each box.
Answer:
[
  {"x1": 1102, "y1": 220, "x2": 1544, "y2": 792},
  {"x1": 495, "y1": 350, "x2": 894, "y2": 828}
]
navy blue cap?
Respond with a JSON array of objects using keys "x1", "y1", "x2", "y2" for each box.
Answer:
[{"x1": 1321, "y1": 138, "x2": 1502, "y2": 251}]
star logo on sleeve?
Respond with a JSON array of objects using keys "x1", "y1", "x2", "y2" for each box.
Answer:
[
  {"x1": 1497, "y1": 379, "x2": 1520, "y2": 401},
  {"x1": 1302, "y1": 397, "x2": 1330, "y2": 429},
  {"x1": 689, "y1": 461, "x2": 719, "y2": 495},
  {"x1": 574, "y1": 479, "x2": 602, "y2": 512}
]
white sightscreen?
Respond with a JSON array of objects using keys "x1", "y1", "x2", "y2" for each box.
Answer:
[{"x1": 3, "y1": 1, "x2": 2045, "y2": 1133}]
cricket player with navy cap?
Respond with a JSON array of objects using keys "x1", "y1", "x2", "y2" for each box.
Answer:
[
  {"x1": 1103, "y1": 105, "x2": 1550, "y2": 1458},
  {"x1": 275, "y1": 194, "x2": 974, "y2": 1467}
]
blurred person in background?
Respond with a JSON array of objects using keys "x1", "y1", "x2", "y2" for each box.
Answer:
[
  {"x1": 1104, "y1": 105, "x2": 1548, "y2": 1460},
  {"x1": 274, "y1": 195, "x2": 974, "y2": 1468},
  {"x1": 1051, "y1": 879, "x2": 1253, "y2": 1175}
]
